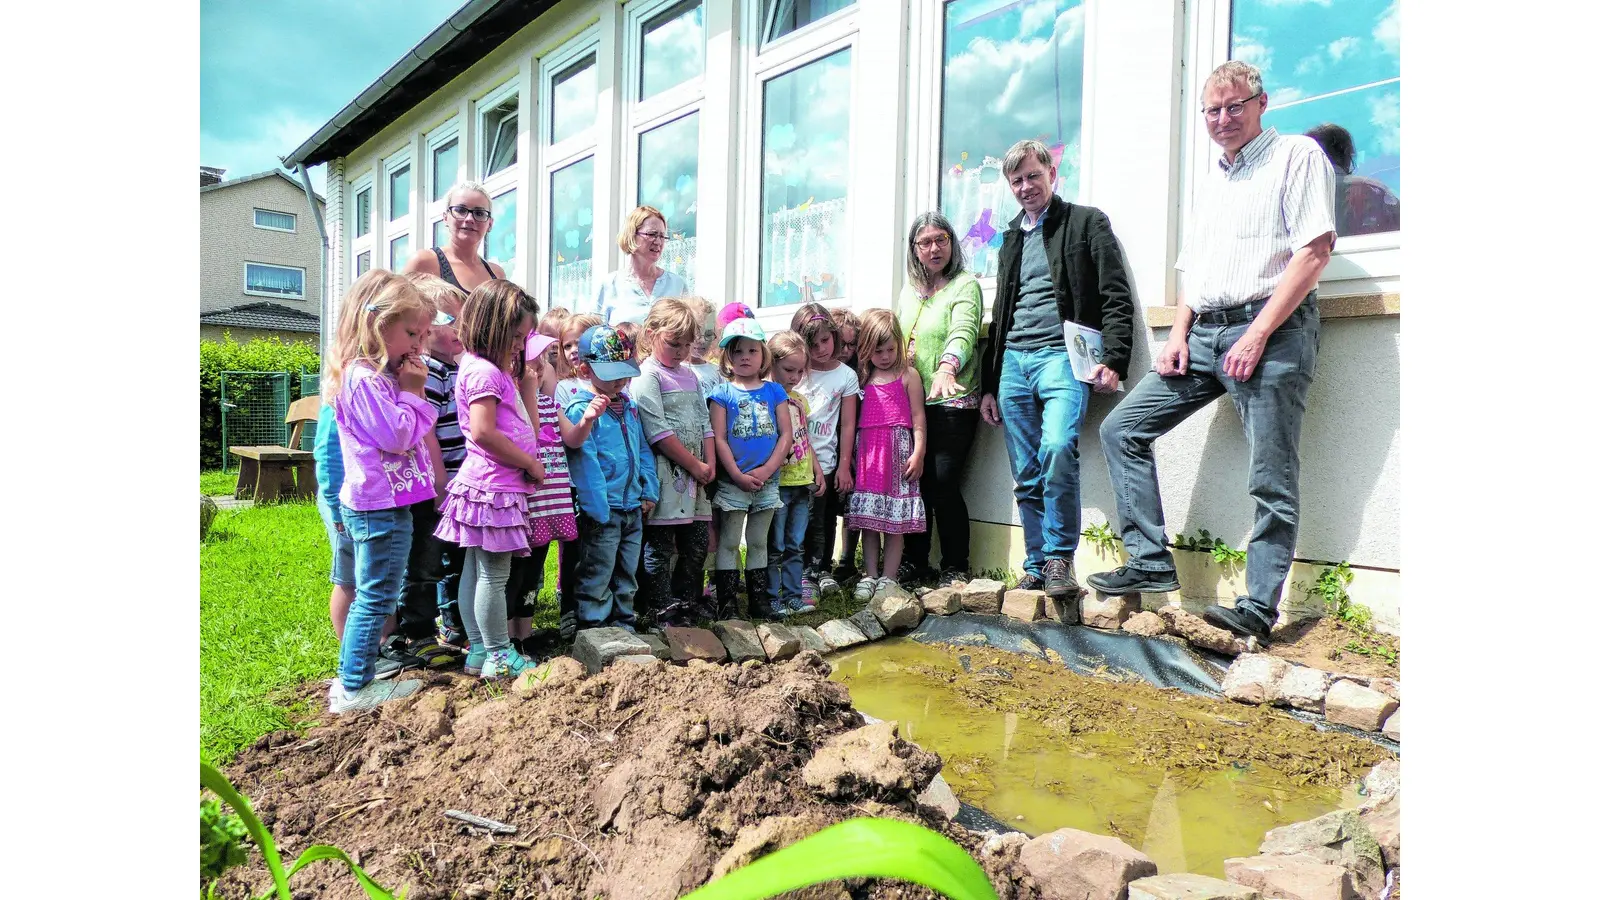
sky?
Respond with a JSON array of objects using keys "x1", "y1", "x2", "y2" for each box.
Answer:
[{"x1": 200, "y1": 0, "x2": 465, "y2": 195}]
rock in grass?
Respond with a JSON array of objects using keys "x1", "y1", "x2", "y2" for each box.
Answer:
[
  {"x1": 756, "y1": 623, "x2": 802, "y2": 661},
  {"x1": 848, "y1": 609, "x2": 887, "y2": 641},
  {"x1": 572, "y1": 628, "x2": 654, "y2": 674},
  {"x1": 1324, "y1": 680, "x2": 1399, "y2": 732},
  {"x1": 961, "y1": 579, "x2": 1005, "y2": 614},
  {"x1": 711, "y1": 620, "x2": 766, "y2": 663},
  {"x1": 1129, "y1": 873, "x2": 1262, "y2": 900},
  {"x1": 1020, "y1": 827, "x2": 1158, "y2": 900},
  {"x1": 201, "y1": 495, "x2": 218, "y2": 540},
  {"x1": 817, "y1": 619, "x2": 867, "y2": 649},
  {"x1": 1221, "y1": 654, "x2": 1291, "y2": 705}
]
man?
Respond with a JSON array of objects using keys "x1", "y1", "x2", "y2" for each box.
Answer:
[
  {"x1": 1088, "y1": 61, "x2": 1336, "y2": 643},
  {"x1": 979, "y1": 139, "x2": 1133, "y2": 602}
]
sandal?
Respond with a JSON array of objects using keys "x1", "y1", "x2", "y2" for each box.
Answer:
[{"x1": 852, "y1": 576, "x2": 878, "y2": 602}]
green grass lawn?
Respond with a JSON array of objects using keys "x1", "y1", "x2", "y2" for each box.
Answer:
[{"x1": 201, "y1": 469, "x2": 237, "y2": 496}]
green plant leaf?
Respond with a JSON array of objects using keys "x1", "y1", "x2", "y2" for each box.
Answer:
[
  {"x1": 281, "y1": 846, "x2": 404, "y2": 900},
  {"x1": 682, "y1": 818, "x2": 998, "y2": 900},
  {"x1": 202, "y1": 762, "x2": 291, "y2": 900}
]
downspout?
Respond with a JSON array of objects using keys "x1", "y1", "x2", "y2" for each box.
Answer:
[{"x1": 292, "y1": 163, "x2": 331, "y2": 363}]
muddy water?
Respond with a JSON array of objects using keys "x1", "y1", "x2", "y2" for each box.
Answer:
[{"x1": 830, "y1": 639, "x2": 1366, "y2": 878}]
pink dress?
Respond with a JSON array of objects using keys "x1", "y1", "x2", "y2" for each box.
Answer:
[
  {"x1": 846, "y1": 375, "x2": 926, "y2": 535},
  {"x1": 525, "y1": 393, "x2": 579, "y2": 546},
  {"x1": 434, "y1": 353, "x2": 537, "y2": 555}
]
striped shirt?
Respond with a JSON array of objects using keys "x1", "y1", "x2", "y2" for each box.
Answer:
[
  {"x1": 1175, "y1": 127, "x2": 1336, "y2": 313},
  {"x1": 423, "y1": 356, "x2": 466, "y2": 475}
]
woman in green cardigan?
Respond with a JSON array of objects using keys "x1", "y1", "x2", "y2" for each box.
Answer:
[{"x1": 897, "y1": 211, "x2": 983, "y2": 586}]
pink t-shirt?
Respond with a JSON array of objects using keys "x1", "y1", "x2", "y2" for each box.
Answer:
[
  {"x1": 453, "y1": 352, "x2": 539, "y2": 493},
  {"x1": 334, "y1": 362, "x2": 438, "y2": 510}
]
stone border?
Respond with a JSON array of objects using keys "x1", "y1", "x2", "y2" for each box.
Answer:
[{"x1": 1220, "y1": 653, "x2": 1400, "y2": 742}]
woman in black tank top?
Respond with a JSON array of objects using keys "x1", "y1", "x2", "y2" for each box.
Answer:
[{"x1": 401, "y1": 180, "x2": 506, "y2": 292}]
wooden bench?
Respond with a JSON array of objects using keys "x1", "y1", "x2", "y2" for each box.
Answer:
[{"x1": 230, "y1": 395, "x2": 321, "y2": 501}]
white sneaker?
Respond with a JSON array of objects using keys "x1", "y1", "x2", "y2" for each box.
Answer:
[
  {"x1": 852, "y1": 577, "x2": 878, "y2": 602},
  {"x1": 873, "y1": 578, "x2": 900, "y2": 600},
  {"x1": 328, "y1": 678, "x2": 422, "y2": 715}
]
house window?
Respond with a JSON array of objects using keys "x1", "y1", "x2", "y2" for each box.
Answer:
[
  {"x1": 244, "y1": 263, "x2": 305, "y2": 299},
  {"x1": 253, "y1": 208, "x2": 296, "y2": 232},
  {"x1": 1230, "y1": 0, "x2": 1400, "y2": 237},
  {"x1": 480, "y1": 92, "x2": 518, "y2": 178},
  {"x1": 433, "y1": 219, "x2": 449, "y2": 249},
  {"x1": 549, "y1": 157, "x2": 596, "y2": 310},
  {"x1": 431, "y1": 137, "x2": 459, "y2": 202},
  {"x1": 937, "y1": 0, "x2": 1086, "y2": 280},
  {"x1": 641, "y1": 1, "x2": 704, "y2": 100},
  {"x1": 757, "y1": 48, "x2": 852, "y2": 307},
  {"x1": 637, "y1": 112, "x2": 700, "y2": 288},
  {"x1": 353, "y1": 186, "x2": 372, "y2": 238},
  {"x1": 389, "y1": 234, "x2": 411, "y2": 269},
  {"x1": 551, "y1": 54, "x2": 598, "y2": 145},
  {"x1": 355, "y1": 251, "x2": 371, "y2": 277},
  {"x1": 762, "y1": 0, "x2": 853, "y2": 44},
  {"x1": 388, "y1": 164, "x2": 411, "y2": 219},
  {"x1": 486, "y1": 188, "x2": 519, "y2": 284}
]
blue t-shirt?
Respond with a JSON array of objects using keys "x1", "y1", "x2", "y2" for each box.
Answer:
[{"x1": 708, "y1": 380, "x2": 788, "y2": 474}]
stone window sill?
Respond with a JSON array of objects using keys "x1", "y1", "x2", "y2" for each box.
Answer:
[{"x1": 1143, "y1": 293, "x2": 1399, "y2": 328}]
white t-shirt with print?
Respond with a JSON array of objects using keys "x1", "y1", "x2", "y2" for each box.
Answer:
[{"x1": 795, "y1": 363, "x2": 860, "y2": 474}]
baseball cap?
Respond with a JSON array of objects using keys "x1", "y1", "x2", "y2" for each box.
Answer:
[
  {"x1": 717, "y1": 302, "x2": 755, "y2": 330},
  {"x1": 718, "y1": 317, "x2": 767, "y2": 348},
  {"x1": 525, "y1": 332, "x2": 557, "y2": 362},
  {"x1": 578, "y1": 324, "x2": 641, "y2": 381}
]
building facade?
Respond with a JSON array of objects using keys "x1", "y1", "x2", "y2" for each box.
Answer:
[
  {"x1": 199, "y1": 169, "x2": 325, "y2": 344},
  {"x1": 290, "y1": 0, "x2": 1402, "y2": 632}
]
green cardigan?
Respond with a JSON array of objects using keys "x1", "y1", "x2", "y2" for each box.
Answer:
[{"x1": 896, "y1": 271, "x2": 983, "y2": 407}]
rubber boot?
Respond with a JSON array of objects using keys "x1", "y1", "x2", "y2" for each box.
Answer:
[
  {"x1": 714, "y1": 571, "x2": 742, "y2": 621},
  {"x1": 745, "y1": 568, "x2": 774, "y2": 620}
]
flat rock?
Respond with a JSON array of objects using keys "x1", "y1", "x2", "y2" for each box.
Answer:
[
  {"x1": 662, "y1": 626, "x2": 729, "y2": 664},
  {"x1": 1222, "y1": 654, "x2": 1291, "y2": 705},
  {"x1": 961, "y1": 578, "x2": 1005, "y2": 614},
  {"x1": 1259, "y1": 809, "x2": 1385, "y2": 899},
  {"x1": 1277, "y1": 665, "x2": 1333, "y2": 712},
  {"x1": 1224, "y1": 854, "x2": 1357, "y2": 900},
  {"x1": 871, "y1": 588, "x2": 925, "y2": 633},
  {"x1": 817, "y1": 619, "x2": 868, "y2": 649},
  {"x1": 1368, "y1": 678, "x2": 1400, "y2": 702},
  {"x1": 756, "y1": 623, "x2": 802, "y2": 661},
  {"x1": 791, "y1": 624, "x2": 830, "y2": 654},
  {"x1": 921, "y1": 587, "x2": 961, "y2": 615},
  {"x1": 1002, "y1": 589, "x2": 1046, "y2": 622},
  {"x1": 801, "y1": 720, "x2": 940, "y2": 801},
  {"x1": 1082, "y1": 592, "x2": 1140, "y2": 629},
  {"x1": 1324, "y1": 680, "x2": 1399, "y2": 732},
  {"x1": 1156, "y1": 606, "x2": 1253, "y2": 656},
  {"x1": 571, "y1": 628, "x2": 655, "y2": 674},
  {"x1": 1129, "y1": 873, "x2": 1262, "y2": 900},
  {"x1": 915, "y1": 773, "x2": 960, "y2": 820},
  {"x1": 1122, "y1": 611, "x2": 1168, "y2": 636},
  {"x1": 1360, "y1": 760, "x2": 1400, "y2": 807},
  {"x1": 1357, "y1": 791, "x2": 1399, "y2": 868},
  {"x1": 848, "y1": 608, "x2": 887, "y2": 641},
  {"x1": 1020, "y1": 827, "x2": 1158, "y2": 900},
  {"x1": 711, "y1": 620, "x2": 766, "y2": 663},
  {"x1": 1380, "y1": 708, "x2": 1400, "y2": 742},
  {"x1": 637, "y1": 632, "x2": 672, "y2": 660}
]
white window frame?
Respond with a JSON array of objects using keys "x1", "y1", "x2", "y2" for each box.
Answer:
[
  {"x1": 425, "y1": 119, "x2": 463, "y2": 256},
  {"x1": 538, "y1": 27, "x2": 604, "y2": 308},
  {"x1": 347, "y1": 171, "x2": 375, "y2": 289},
  {"x1": 383, "y1": 151, "x2": 414, "y2": 266},
  {"x1": 242, "y1": 262, "x2": 307, "y2": 300},
  {"x1": 542, "y1": 32, "x2": 602, "y2": 167},
  {"x1": 1183, "y1": 0, "x2": 1400, "y2": 298},
  {"x1": 738, "y1": 1, "x2": 862, "y2": 325},
  {"x1": 252, "y1": 207, "x2": 297, "y2": 233},
  {"x1": 476, "y1": 78, "x2": 522, "y2": 191}
]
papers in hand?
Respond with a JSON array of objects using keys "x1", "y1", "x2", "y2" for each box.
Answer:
[{"x1": 1063, "y1": 321, "x2": 1123, "y2": 391}]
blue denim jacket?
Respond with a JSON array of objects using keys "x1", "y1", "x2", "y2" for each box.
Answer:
[
  {"x1": 312, "y1": 402, "x2": 344, "y2": 512},
  {"x1": 565, "y1": 389, "x2": 660, "y2": 522}
]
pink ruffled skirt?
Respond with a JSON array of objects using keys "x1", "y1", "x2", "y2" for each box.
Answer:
[{"x1": 434, "y1": 481, "x2": 534, "y2": 555}]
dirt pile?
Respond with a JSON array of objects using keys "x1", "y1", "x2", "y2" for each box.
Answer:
[{"x1": 212, "y1": 652, "x2": 1038, "y2": 900}]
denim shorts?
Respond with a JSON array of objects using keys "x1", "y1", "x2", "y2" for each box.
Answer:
[
  {"x1": 712, "y1": 474, "x2": 780, "y2": 513},
  {"x1": 317, "y1": 495, "x2": 356, "y2": 587}
]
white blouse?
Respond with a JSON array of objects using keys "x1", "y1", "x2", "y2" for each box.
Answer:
[{"x1": 590, "y1": 260, "x2": 688, "y2": 325}]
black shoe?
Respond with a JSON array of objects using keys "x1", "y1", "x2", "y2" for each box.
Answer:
[
  {"x1": 1015, "y1": 572, "x2": 1045, "y2": 591},
  {"x1": 937, "y1": 568, "x2": 969, "y2": 588},
  {"x1": 714, "y1": 571, "x2": 742, "y2": 621},
  {"x1": 374, "y1": 654, "x2": 404, "y2": 680},
  {"x1": 1085, "y1": 565, "x2": 1180, "y2": 595},
  {"x1": 379, "y1": 636, "x2": 425, "y2": 671},
  {"x1": 745, "y1": 569, "x2": 773, "y2": 620},
  {"x1": 1043, "y1": 557, "x2": 1081, "y2": 600},
  {"x1": 1203, "y1": 603, "x2": 1271, "y2": 643}
]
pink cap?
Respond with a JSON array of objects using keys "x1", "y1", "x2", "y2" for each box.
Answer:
[
  {"x1": 717, "y1": 302, "x2": 755, "y2": 330},
  {"x1": 525, "y1": 333, "x2": 557, "y2": 361}
]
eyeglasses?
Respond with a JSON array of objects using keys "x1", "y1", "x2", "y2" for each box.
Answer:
[
  {"x1": 447, "y1": 205, "x2": 493, "y2": 221},
  {"x1": 915, "y1": 234, "x2": 951, "y2": 251},
  {"x1": 1202, "y1": 92, "x2": 1262, "y2": 122},
  {"x1": 636, "y1": 231, "x2": 668, "y2": 244},
  {"x1": 432, "y1": 310, "x2": 456, "y2": 326}
]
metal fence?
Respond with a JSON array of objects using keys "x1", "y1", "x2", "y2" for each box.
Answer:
[
  {"x1": 297, "y1": 370, "x2": 321, "y2": 451},
  {"x1": 219, "y1": 372, "x2": 292, "y2": 471}
]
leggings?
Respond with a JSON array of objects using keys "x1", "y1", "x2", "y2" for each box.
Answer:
[
  {"x1": 903, "y1": 405, "x2": 979, "y2": 574},
  {"x1": 642, "y1": 521, "x2": 711, "y2": 607},
  {"x1": 716, "y1": 507, "x2": 776, "y2": 570},
  {"x1": 459, "y1": 547, "x2": 513, "y2": 654}
]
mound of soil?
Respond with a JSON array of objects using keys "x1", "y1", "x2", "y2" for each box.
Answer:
[
  {"x1": 211, "y1": 652, "x2": 1037, "y2": 900},
  {"x1": 1267, "y1": 618, "x2": 1400, "y2": 680}
]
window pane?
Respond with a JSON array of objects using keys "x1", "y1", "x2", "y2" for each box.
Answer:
[
  {"x1": 356, "y1": 251, "x2": 371, "y2": 277},
  {"x1": 638, "y1": 112, "x2": 699, "y2": 290},
  {"x1": 1232, "y1": 0, "x2": 1400, "y2": 236},
  {"x1": 254, "y1": 209, "x2": 295, "y2": 230},
  {"x1": 938, "y1": 0, "x2": 1085, "y2": 280},
  {"x1": 486, "y1": 189, "x2": 519, "y2": 284},
  {"x1": 390, "y1": 234, "x2": 411, "y2": 269},
  {"x1": 482, "y1": 96, "x2": 518, "y2": 177},
  {"x1": 433, "y1": 219, "x2": 448, "y2": 249},
  {"x1": 549, "y1": 157, "x2": 596, "y2": 309},
  {"x1": 551, "y1": 55, "x2": 597, "y2": 144},
  {"x1": 762, "y1": 0, "x2": 853, "y2": 44},
  {"x1": 432, "y1": 138, "x2": 459, "y2": 202},
  {"x1": 641, "y1": 1, "x2": 704, "y2": 100},
  {"x1": 389, "y1": 165, "x2": 411, "y2": 220},
  {"x1": 354, "y1": 187, "x2": 371, "y2": 238},
  {"x1": 245, "y1": 264, "x2": 304, "y2": 298},
  {"x1": 759, "y1": 49, "x2": 851, "y2": 307}
]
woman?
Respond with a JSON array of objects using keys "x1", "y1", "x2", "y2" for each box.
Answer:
[
  {"x1": 403, "y1": 181, "x2": 505, "y2": 292},
  {"x1": 593, "y1": 205, "x2": 687, "y2": 325},
  {"x1": 896, "y1": 211, "x2": 983, "y2": 587}
]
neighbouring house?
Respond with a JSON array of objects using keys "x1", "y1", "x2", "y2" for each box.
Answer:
[
  {"x1": 199, "y1": 167, "x2": 325, "y2": 345},
  {"x1": 284, "y1": 0, "x2": 1403, "y2": 633}
]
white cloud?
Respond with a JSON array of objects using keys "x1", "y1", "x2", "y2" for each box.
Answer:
[
  {"x1": 1232, "y1": 32, "x2": 1273, "y2": 77},
  {"x1": 1294, "y1": 53, "x2": 1326, "y2": 77},
  {"x1": 1373, "y1": 1, "x2": 1399, "y2": 56},
  {"x1": 201, "y1": 110, "x2": 326, "y2": 188},
  {"x1": 1369, "y1": 91, "x2": 1400, "y2": 155},
  {"x1": 1271, "y1": 86, "x2": 1306, "y2": 105},
  {"x1": 940, "y1": 4, "x2": 1086, "y2": 164},
  {"x1": 1326, "y1": 36, "x2": 1360, "y2": 63}
]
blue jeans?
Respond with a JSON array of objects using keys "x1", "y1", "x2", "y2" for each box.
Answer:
[
  {"x1": 337, "y1": 505, "x2": 412, "y2": 691},
  {"x1": 767, "y1": 485, "x2": 813, "y2": 607},
  {"x1": 574, "y1": 508, "x2": 644, "y2": 627},
  {"x1": 1099, "y1": 295, "x2": 1321, "y2": 623},
  {"x1": 998, "y1": 347, "x2": 1088, "y2": 577},
  {"x1": 317, "y1": 496, "x2": 354, "y2": 587}
]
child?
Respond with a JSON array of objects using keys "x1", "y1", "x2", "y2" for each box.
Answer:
[
  {"x1": 633, "y1": 298, "x2": 716, "y2": 625},
  {"x1": 829, "y1": 306, "x2": 865, "y2": 585},
  {"x1": 766, "y1": 331, "x2": 826, "y2": 615},
  {"x1": 792, "y1": 303, "x2": 859, "y2": 600},
  {"x1": 568, "y1": 324, "x2": 660, "y2": 631},
  {"x1": 845, "y1": 309, "x2": 927, "y2": 601},
  {"x1": 685, "y1": 296, "x2": 722, "y2": 394},
  {"x1": 557, "y1": 313, "x2": 605, "y2": 411},
  {"x1": 433, "y1": 280, "x2": 544, "y2": 679},
  {"x1": 326, "y1": 269, "x2": 438, "y2": 713},
  {"x1": 708, "y1": 318, "x2": 793, "y2": 619}
]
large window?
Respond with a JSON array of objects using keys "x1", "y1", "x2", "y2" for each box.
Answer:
[
  {"x1": 353, "y1": 185, "x2": 372, "y2": 238},
  {"x1": 551, "y1": 54, "x2": 598, "y2": 146},
  {"x1": 761, "y1": 0, "x2": 853, "y2": 44},
  {"x1": 487, "y1": 188, "x2": 519, "y2": 284},
  {"x1": 640, "y1": 1, "x2": 704, "y2": 100},
  {"x1": 937, "y1": 0, "x2": 1086, "y2": 280},
  {"x1": 543, "y1": 31, "x2": 602, "y2": 309},
  {"x1": 757, "y1": 49, "x2": 852, "y2": 307},
  {"x1": 479, "y1": 87, "x2": 519, "y2": 179},
  {"x1": 388, "y1": 163, "x2": 411, "y2": 220},
  {"x1": 433, "y1": 219, "x2": 449, "y2": 249},
  {"x1": 348, "y1": 172, "x2": 374, "y2": 289},
  {"x1": 549, "y1": 158, "x2": 596, "y2": 310},
  {"x1": 1231, "y1": 0, "x2": 1399, "y2": 238},
  {"x1": 431, "y1": 136, "x2": 459, "y2": 202},
  {"x1": 638, "y1": 113, "x2": 700, "y2": 287},
  {"x1": 389, "y1": 234, "x2": 411, "y2": 269},
  {"x1": 253, "y1": 208, "x2": 296, "y2": 232},
  {"x1": 355, "y1": 251, "x2": 371, "y2": 277},
  {"x1": 244, "y1": 263, "x2": 305, "y2": 299}
]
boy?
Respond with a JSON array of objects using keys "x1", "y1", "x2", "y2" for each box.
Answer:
[{"x1": 567, "y1": 324, "x2": 660, "y2": 631}]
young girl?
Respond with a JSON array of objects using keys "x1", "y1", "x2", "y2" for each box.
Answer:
[
  {"x1": 633, "y1": 298, "x2": 716, "y2": 625},
  {"x1": 684, "y1": 296, "x2": 722, "y2": 394},
  {"x1": 326, "y1": 269, "x2": 438, "y2": 713},
  {"x1": 433, "y1": 280, "x2": 543, "y2": 679},
  {"x1": 767, "y1": 331, "x2": 827, "y2": 615},
  {"x1": 845, "y1": 309, "x2": 927, "y2": 602},
  {"x1": 792, "y1": 303, "x2": 859, "y2": 600},
  {"x1": 707, "y1": 318, "x2": 792, "y2": 620}
]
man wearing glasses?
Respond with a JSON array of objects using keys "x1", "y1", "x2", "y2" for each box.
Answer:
[{"x1": 1088, "y1": 61, "x2": 1337, "y2": 644}]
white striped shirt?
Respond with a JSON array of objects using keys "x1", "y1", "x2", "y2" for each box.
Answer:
[{"x1": 1176, "y1": 127, "x2": 1336, "y2": 313}]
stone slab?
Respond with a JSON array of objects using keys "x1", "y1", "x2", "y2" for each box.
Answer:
[
  {"x1": 791, "y1": 624, "x2": 829, "y2": 654},
  {"x1": 756, "y1": 623, "x2": 802, "y2": 661},
  {"x1": 572, "y1": 627, "x2": 655, "y2": 674},
  {"x1": 848, "y1": 608, "x2": 887, "y2": 641},
  {"x1": 1082, "y1": 592, "x2": 1140, "y2": 629},
  {"x1": 1325, "y1": 680, "x2": 1399, "y2": 732},
  {"x1": 921, "y1": 587, "x2": 961, "y2": 615},
  {"x1": 1129, "y1": 873, "x2": 1262, "y2": 900},
  {"x1": 817, "y1": 618, "x2": 868, "y2": 649},
  {"x1": 662, "y1": 626, "x2": 728, "y2": 664},
  {"x1": 1002, "y1": 588, "x2": 1046, "y2": 622},
  {"x1": 712, "y1": 620, "x2": 767, "y2": 663},
  {"x1": 960, "y1": 578, "x2": 1005, "y2": 614}
]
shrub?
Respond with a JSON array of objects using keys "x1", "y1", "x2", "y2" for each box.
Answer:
[{"x1": 200, "y1": 334, "x2": 320, "y2": 468}]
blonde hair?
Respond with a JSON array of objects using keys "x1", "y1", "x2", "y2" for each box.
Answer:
[
  {"x1": 718, "y1": 335, "x2": 773, "y2": 380},
  {"x1": 326, "y1": 270, "x2": 435, "y2": 398},
  {"x1": 445, "y1": 181, "x2": 492, "y2": 209},
  {"x1": 1204, "y1": 60, "x2": 1264, "y2": 100},
  {"x1": 643, "y1": 296, "x2": 701, "y2": 350},
  {"x1": 684, "y1": 296, "x2": 719, "y2": 362},
  {"x1": 558, "y1": 313, "x2": 604, "y2": 380},
  {"x1": 768, "y1": 330, "x2": 810, "y2": 378},
  {"x1": 538, "y1": 306, "x2": 570, "y2": 340},
  {"x1": 405, "y1": 272, "x2": 467, "y2": 313},
  {"x1": 458, "y1": 279, "x2": 540, "y2": 376},
  {"x1": 855, "y1": 308, "x2": 907, "y2": 382},
  {"x1": 617, "y1": 205, "x2": 668, "y2": 255}
]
